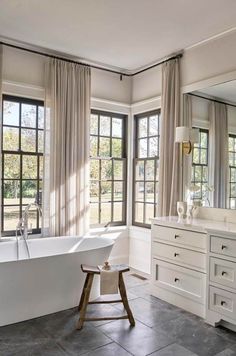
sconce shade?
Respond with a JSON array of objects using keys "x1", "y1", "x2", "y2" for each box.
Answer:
[
  {"x1": 175, "y1": 126, "x2": 190, "y2": 143},
  {"x1": 190, "y1": 128, "x2": 200, "y2": 144}
]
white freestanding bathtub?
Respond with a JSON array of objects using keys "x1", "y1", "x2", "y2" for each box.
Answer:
[{"x1": 0, "y1": 236, "x2": 114, "y2": 326}]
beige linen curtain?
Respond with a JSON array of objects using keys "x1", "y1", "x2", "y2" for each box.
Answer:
[
  {"x1": 43, "y1": 59, "x2": 91, "y2": 236},
  {"x1": 0, "y1": 45, "x2": 3, "y2": 237},
  {"x1": 209, "y1": 101, "x2": 228, "y2": 208},
  {"x1": 158, "y1": 58, "x2": 181, "y2": 217}
]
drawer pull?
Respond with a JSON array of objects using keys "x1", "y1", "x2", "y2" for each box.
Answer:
[
  {"x1": 174, "y1": 278, "x2": 180, "y2": 282},
  {"x1": 221, "y1": 271, "x2": 227, "y2": 276},
  {"x1": 174, "y1": 234, "x2": 180, "y2": 239},
  {"x1": 221, "y1": 245, "x2": 227, "y2": 250},
  {"x1": 174, "y1": 253, "x2": 179, "y2": 257},
  {"x1": 221, "y1": 300, "x2": 226, "y2": 306}
]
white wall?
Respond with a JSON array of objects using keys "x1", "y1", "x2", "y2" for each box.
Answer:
[
  {"x1": 2, "y1": 46, "x2": 132, "y2": 103},
  {"x1": 132, "y1": 30, "x2": 236, "y2": 103},
  {"x1": 130, "y1": 30, "x2": 236, "y2": 276},
  {"x1": 3, "y1": 30, "x2": 236, "y2": 275},
  {"x1": 1, "y1": 45, "x2": 132, "y2": 266}
]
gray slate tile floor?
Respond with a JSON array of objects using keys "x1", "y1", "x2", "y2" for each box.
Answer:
[{"x1": 0, "y1": 272, "x2": 236, "y2": 355}]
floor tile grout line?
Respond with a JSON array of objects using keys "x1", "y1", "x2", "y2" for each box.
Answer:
[{"x1": 145, "y1": 342, "x2": 177, "y2": 356}]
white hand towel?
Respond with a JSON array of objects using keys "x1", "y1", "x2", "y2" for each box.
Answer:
[{"x1": 99, "y1": 267, "x2": 119, "y2": 295}]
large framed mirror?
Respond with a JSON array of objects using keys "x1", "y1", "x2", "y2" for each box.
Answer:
[{"x1": 183, "y1": 79, "x2": 236, "y2": 209}]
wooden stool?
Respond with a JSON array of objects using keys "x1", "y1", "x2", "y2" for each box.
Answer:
[{"x1": 76, "y1": 264, "x2": 135, "y2": 330}]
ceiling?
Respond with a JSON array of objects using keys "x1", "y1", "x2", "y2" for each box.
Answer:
[
  {"x1": 0, "y1": 0, "x2": 236, "y2": 71},
  {"x1": 199, "y1": 80, "x2": 236, "y2": 104}
]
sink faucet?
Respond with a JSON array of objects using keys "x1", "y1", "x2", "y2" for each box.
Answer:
[{"x1": 15, "y1": 203, "x2": 42, "y2": 260}]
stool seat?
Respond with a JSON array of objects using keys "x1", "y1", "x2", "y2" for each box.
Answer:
[
  {"x1": 81, "y1": 264, "x2": 130, "y2": 274},
  {"x1": 76, "y1": 263, "x2": 135, "y2": 330}
]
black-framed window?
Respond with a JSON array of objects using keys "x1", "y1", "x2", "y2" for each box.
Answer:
[
  {"x1": 229, "y1": 134, "x2": 236, "y2": 209},
  {"x1": 89, "y1": 110, "x2": 127, "y2": 227},
  {"x1": 1, "y1": 95, "x2": 44, "y2": 236},
  {"x1": 133, "y1": 110, "x2": 160, "y2": 228},
  {"x1": 191, "y1": 129, "x2": 209, "y2": 203}
]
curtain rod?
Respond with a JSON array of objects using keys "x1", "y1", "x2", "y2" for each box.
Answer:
[
  {"x1": 0, "y1": 41, "x2": 182, "y2": 78},
  {"x1": 188, "y1": 92, "x2": 236, "y2": 109}
]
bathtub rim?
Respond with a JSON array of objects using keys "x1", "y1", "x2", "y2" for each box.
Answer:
[{"x1": 0, "y1": 235, "x2": 115, "y2": 264}]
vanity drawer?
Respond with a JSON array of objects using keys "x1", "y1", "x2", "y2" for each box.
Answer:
[
  {"x1": 153, "y1": 241, "x2": 206, "y2": 272},
  {"x1": 210, "y1": 257, "x2": 236, "y2": 290},
  {"x1": 210, "y1": 236, "x2": 236, "y2": 259},
  {"x1": 153, "y1": 258, "x2": 206, "y2": 304},
  {"x1": 152, "y1": 224, "x2": 206, "y2": 251},
  {"x1": 209, "y1": 286, "x2": 236, "y2": 321}
]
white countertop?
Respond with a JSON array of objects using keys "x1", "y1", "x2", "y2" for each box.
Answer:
[{"x1": 151, "y1": 216, "x2": 236, "y2": 235}]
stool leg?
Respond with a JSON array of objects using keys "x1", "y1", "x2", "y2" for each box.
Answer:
[
  {"x1": 78, "y1": 274, "x2": 90, "y2": 311},
  {"x1": 76, "y1": 273, "x2": 94, "y2": 330},
  {"x1": 119, "y1": 273, "x2": 135, "y2": 326}
]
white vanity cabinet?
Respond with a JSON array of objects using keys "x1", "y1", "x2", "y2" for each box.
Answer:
[
  {"x1": 151, "y1": 218, "x2": 207, "y2": 318},
  {"x1": 206, "y1": 230, "x2": 236, "y2": 329},
  {"x1": 151, "y1": 217, "x2": 236, "y2": 329}
]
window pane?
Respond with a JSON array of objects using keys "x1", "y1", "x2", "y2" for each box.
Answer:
[
  {"x1": 112, "y1": 138, "x2": 122, "y2": 157},
  {"x1": 114, "y1": 160, "x2": 123, "y2": 180},
  {"x1": 231, "y1": 167, "x2": 236, "y2": 182},
  {"x1": 90, "y1": 182, "x2": 99, "y2": 202},
  {"x1": 90, "y1": 160, "x2": 99, "y2": 180},
  {"x1": 138, "y1": 118, "x2": 147, "y2": 138},
  {"x1": 22, "y1": 180, "x2": 37, "y2": 205},
  {"x1": 38, "y1": 106, "x2": 44, "y2": 129},
  {"x1": 99, "y1": 137, "x2": 110, "y2": 157},
  {"x1": 4, "y1": 206, "x2": 20, "y2": 231},
  {"x1": 149, "y1": 115, "x2": 158, "y2": 136},
  {"x1": 200, "y1": 149, "x2": 207, "y2": 165},
  {"x1": 21, "y1": 129, "x2": 36, "y2": 152},
  {"x1": 3, "y1": 180, "x2": 20, "y2": 205},
  {"x1": 146, "y1": 160, "x2": 155, "y2": 180},
  {"x1": 231, "y1": 183, "x2": 236, "y2": 197},
  {"x1": 22, "y1": 156, "x2": 37, "y2": 179},
  {"x1": 100, "y1": 116, "x2": 110, "y2": 136},
  {"x1": 3, "y1": 127, "x2": 19, "y2": 151},
  {"x1": 135, "y1": 182, "x2": 144, "y2": 201},
  {"x1": 101, "y1": 160, "x2": 112, "y2": 180},
  {"x1": 90, "y1": 114, "x2": 98, "y2": 135},
  {"x1": 146, "y1": 182, "x2": 155, "y2": 202},
  {"x1": 135, "y1": 203, "x2": 144, "y2": 223},
  {"x1": 101, "y1": 203, "x2": 111, "y2": 224},
  {"x1": 21, "y1": 104, "x2": 36, "y2": 128},
  {"x1": 101, "y1": 182, "x2": 111, "y2": 202},
  {"x1": 113, "y1": 202, "x2": 123, "y2": 221},
  {"x1": 139, "y1": 138, "x2": 147, "y2": 158},
  {"x1": 112, "y1": 118, "x2": 122, "y2": 138},
  {"x1": 114, "y1": 182, "x2": 123, "y2": 201},
  {"x1": 90, "y1": 136, "x2": 98, "y2": 157},
  {"x1": 192, "y1": 146, "x2": 200, "y2": 164},
  {"x1": 3, "y1": 101, "x2": 19, "y2": 126},
  {"x1": 200, "y1": 132, "x2": 208, "y2": 148},
  {"x1": 39, "y1": 156, "x2": 44, "y2": 179},
  {"x1": 27, "y1": 209, "x2": 38, "y2": 229},
  {"x1": 136, "y1": 160, "x2": 144, "y2": 180},
  {"x1": 4, "y1": 154, "x2": 20, "y2": 179},
  {"x1": 90, "y1": 203, "x2": 99, "y2": 224},
  {"x1": 145, "y1": 204, "x2": 154, "y2": 224},
  {"x1": 149, "y1": 137, "x2": 158, "y2": 157},
  {"x1": 38, "y1": 131, "x2": 44, "y2": 153}
]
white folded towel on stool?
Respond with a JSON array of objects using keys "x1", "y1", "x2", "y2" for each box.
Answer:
[{"x1": 98, "y1": 266, "x2": 119, "y2": 295}]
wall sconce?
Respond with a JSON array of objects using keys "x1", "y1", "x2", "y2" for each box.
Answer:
[{"x1": 175, "y1": 126, "x2": 199, "y2": 155}]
